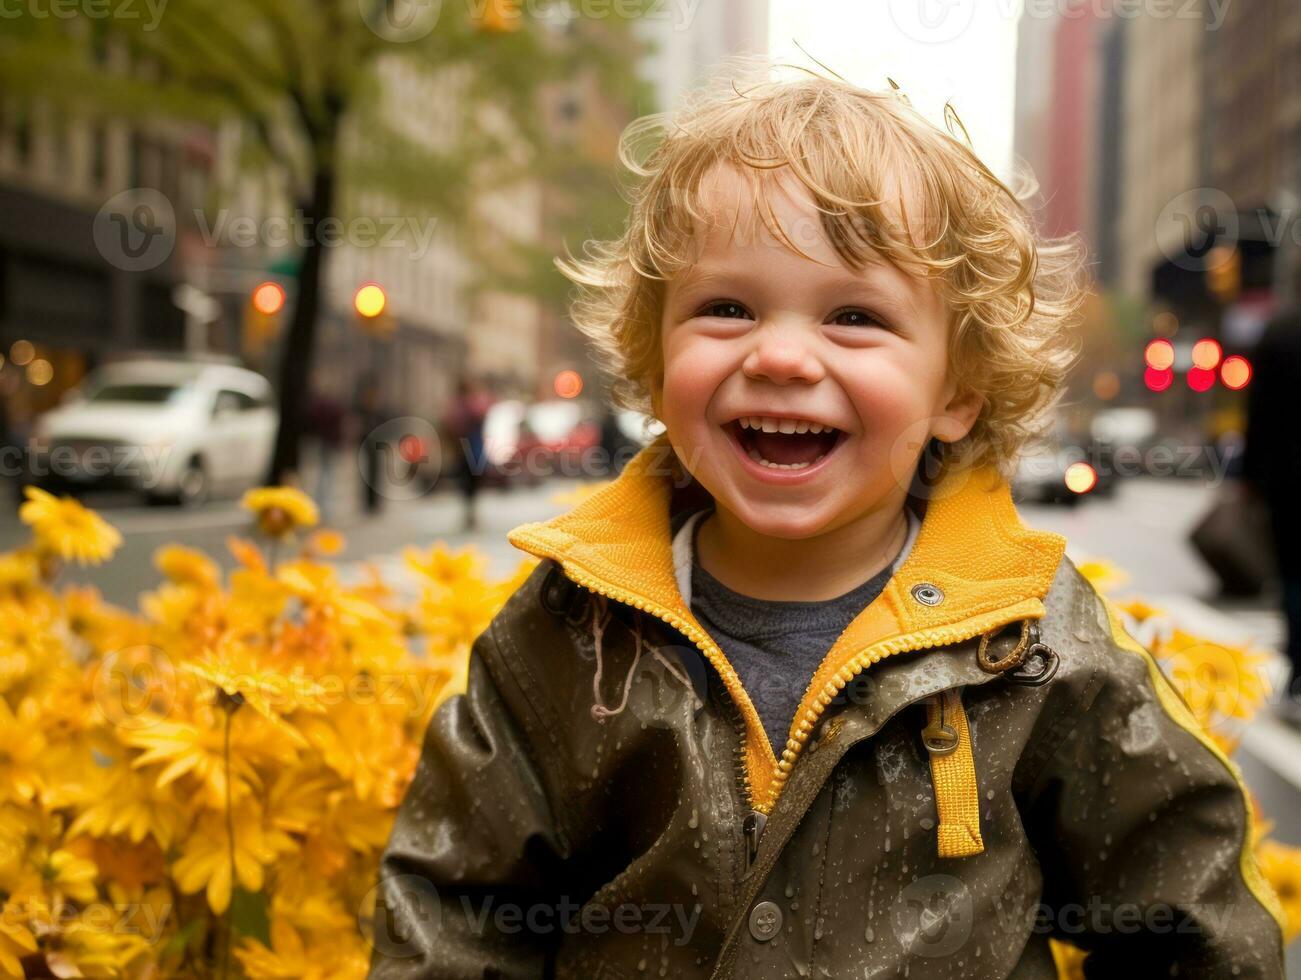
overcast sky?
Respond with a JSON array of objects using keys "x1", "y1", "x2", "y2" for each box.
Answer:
[{"x1": 769, "y1": 0, "x2": 1020, "y2": 177}]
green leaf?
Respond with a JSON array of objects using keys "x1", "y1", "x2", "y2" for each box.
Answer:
[{"x1": 228, "y1": 887, "x2": 272, "y2": 945}]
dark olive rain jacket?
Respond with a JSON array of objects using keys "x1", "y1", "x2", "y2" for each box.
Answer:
[{"x1": 368, "y1": 436, "x2": 1286, "y2": 980}]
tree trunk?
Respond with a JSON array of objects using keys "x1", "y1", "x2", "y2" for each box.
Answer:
[{"x1": 267, "y1": 165, "x2": 335, "y2": 484}]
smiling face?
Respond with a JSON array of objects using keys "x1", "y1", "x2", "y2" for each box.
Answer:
[{"x1": 653, "y1": 164, "x2": 981, "y2": 540}]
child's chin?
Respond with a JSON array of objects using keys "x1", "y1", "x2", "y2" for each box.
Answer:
[{"x1": 729, "y1": 502, "x2": 840, "y2": 541}]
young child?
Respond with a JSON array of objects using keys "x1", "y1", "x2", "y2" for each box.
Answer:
[{"x1": 369, "y1": 69, "x2": 1286, "y2": 979}]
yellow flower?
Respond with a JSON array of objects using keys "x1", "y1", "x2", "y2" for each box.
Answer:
[
  {"x1": 0, "y1": 550, "x2": 40, "y2": 593},
  {"x1": 306, "y1": 529, "x2": 346, "y2": 557},
  {"x1": 405, "y1": 542, "x2": 487, "y2": 586},
  {"x1": 44, "y1": 848, "x2": 98, "y2": 904},
  {"x1": 18, "y1": 486, "x2": 122, "y2": 566},
  {"x1": 1074, "y1": 558, "x2": 1129, "y2": 594},
  {"x1": 237, "y1": 918, "x2": 368, "y2": 980},
  {"x1": 0, "y1": 900, "x2": 37, "y2": 979},
  {"x1": 154, "y1": 544, "x2": 221, "y2": 589},
  {"x1": 1160, "y1": 632, "x2": 1269, "y2": 724},
  {"x1": 0, "y1": 698, "x2": 45, "y2": 806},
  {"x1": 1256, "y1": 839, "x2": 1301, "y2": 942},
  {"x1": 242, "y1": 487, "x2": 320, "y2": 538},
  {"x1": 172, "y1": 805, "x2": 293, "y2": 915},
  {"x1": 1049, "y1": 938, "x2": 1087, "y2": 979}
]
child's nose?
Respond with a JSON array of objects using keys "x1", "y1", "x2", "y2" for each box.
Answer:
[{"x1": 741, "y1": 322, "x2": 826, "y2": 385}]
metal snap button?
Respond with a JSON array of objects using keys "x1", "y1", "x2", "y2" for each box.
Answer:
[
  {"x1": 910, "y1": 582, "x2": 944, "y2": 606},
  {"x1": 748, "y1": 900, "x2": 783, "y2": 942}
]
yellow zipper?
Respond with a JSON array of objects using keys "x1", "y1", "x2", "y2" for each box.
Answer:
[{"x1": 762, "y1": 617, "x2": 1011, "y2": 814}]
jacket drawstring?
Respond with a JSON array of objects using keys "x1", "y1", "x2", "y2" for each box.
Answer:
[{"x1": 589, "y1": 596, "x2": 702, "y2": 722}]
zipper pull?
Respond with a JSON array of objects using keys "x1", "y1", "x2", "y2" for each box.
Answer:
[
  {"x1": 743, "y1": 810, "x2": 767, "y2": 873},
  {"x1": 921, "y1": 693, "x2": 959, "y2": 756}
]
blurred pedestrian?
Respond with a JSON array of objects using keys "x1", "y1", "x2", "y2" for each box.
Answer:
[
  {"x1": 305, "y1": 390, "x2": 346, "y2": 522},
  {"x1": 445, "y1": 377, "x2": 493, "y2": 531},
  {"x1": 1243, "y1": 308, "x2": 1301, "y2": 721},
  {"x1": 356, "y1": 375, "x2": 389, "y2": 516}
]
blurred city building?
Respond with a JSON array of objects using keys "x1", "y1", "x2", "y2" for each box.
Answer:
[
  {"x1": 1014, "y1": 0, "x2": 1301, "y2": 434},
  {"x1": 0, "y1": 44, "x2": 213, "y2": 423},
  {"x1": 638, "y1": 0, "x2": 769, "y2": 112}
]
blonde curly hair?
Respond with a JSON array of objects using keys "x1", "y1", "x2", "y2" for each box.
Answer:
[{"x1": 556, "y1": 63, "x2": 1087, "y2": 472}]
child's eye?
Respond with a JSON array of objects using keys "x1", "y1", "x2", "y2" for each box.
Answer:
[
  {"x1": 830, "y1": 308, "x2": 888, "y2": 329},
  {"x1": 699, "y1": 301, "x2": 753, "y2": 320}
]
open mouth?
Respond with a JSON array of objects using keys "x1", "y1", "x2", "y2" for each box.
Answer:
[{"x1": 723, "y1": 416, "x2": 846, "y2": 471}]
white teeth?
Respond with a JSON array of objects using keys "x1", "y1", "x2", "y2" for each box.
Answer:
[
  {"x1": 736, "y1": 416, "x2": 837, "y2": 434},
  {"x1": 746, "y1": 448, "x2": 813, "y2": 470}
]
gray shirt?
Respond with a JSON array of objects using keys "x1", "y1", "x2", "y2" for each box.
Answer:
[{"x1": 679, "y1": 509, "x2": 916, "y2": 755}]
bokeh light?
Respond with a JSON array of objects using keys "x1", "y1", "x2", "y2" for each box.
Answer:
[
  {"x1": 252, "y1": 281, "x2": 286, "y2": 315},
  {"x1": 27, "y1": 358, "x2": 54, "y2": 386},
  {"x1": 1092, "y1": 371, "x2": 1120, "y2": 401},
  {"x1": 1152, "y1": 311, "x2": 1179, "y2": 337},
  {"x1": 1187, "y1": 367, "x2": 1216, "y2": 392},
  {"x1": 1190, "y1": 338, "x2": 1223, "y2": 371},
  {"x1": 10, "y1": 340, "x2": 35, "y2": 366},
  {"x1": 1144, "y1": 339, "x2": 1175, "y2": 371},
  {"x1": 1064, "y1": 462, "x2": 1098, "y2": 494},
  {"x1": 1144, "y1": 367, "x2": 1174, "y2": 392},
  {"x1": 554, "y1": 369, "x2": 583, "y2": 399},
  {"x1": 1220, "y1": 355, "x2": 1252, "y2": 390},
  {"x1": 353, "y1": 283, "x2": 387, "y2": 318}
]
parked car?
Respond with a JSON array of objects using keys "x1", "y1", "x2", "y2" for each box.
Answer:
[
  {"x1": 27, "y1": 358, "x2": 277, "y2": 506},
  {"x1": 1012, "y1": 430, "x2": 1113, "y2": 507},
  {"x1": 477, "y1": 399, "x2": 603, "y2": 485}
]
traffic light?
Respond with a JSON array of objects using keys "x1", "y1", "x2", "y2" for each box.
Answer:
[
  {"x1": 244, "y1": 280, "x2": 286, "y2": 354},
  {"x1": 1205, "y1": 245, "x2": 1240, "y2": 302},
  {"x1": 354, "y1": 282, "x2": 395, "y2": 337}
]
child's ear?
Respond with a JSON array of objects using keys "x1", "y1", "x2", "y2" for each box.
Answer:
[{"x1": 931, "y1": 385, "x2": 983, "y2": 444}]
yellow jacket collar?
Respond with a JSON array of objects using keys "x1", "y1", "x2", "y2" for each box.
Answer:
[{"x1": 506, "y1": 434, "x2": 1065, "y2": 632}]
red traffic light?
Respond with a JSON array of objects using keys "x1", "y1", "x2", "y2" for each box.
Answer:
[
  {"x1": 1144, "y1": 367, "x2": 1174, "y2": 392},
  {"x1": 1187, "y1": 367, "x2": 1216, "y2": 392}
]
